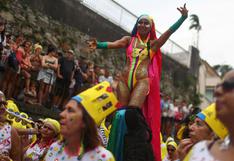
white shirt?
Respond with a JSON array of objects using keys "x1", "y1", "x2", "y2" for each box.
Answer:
[
  {"x1": 44, "y1": 141, "x2": 115, "y2": 161},
  {"x1": 183, "y1": 141, "x2": 218, "y2": 161}
]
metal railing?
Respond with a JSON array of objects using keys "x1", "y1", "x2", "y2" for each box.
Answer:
[{"x1": 80, "y1": 0, "x2": 191, "y2": 67}]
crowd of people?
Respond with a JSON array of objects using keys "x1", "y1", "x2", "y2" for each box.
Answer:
[
  {"x1": 0, "y1": 15, "x2": 118, "y2": 111},
  {"x1": 0, "y1": 82, "x2": 115, "y2": 161},
  {"x1": 160, "y1": 95, "x2": 193, "y2": 140},
  {"x1": 1, "y1": 69, "x2": 234, "y2": 161},
  {"x1": 1, "y1": 3, "x2": 234, "y2": 161}
]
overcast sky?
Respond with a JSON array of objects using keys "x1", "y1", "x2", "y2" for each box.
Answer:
[{"x1": 114, "y1": 0, "x2": 234, "y2": 67}]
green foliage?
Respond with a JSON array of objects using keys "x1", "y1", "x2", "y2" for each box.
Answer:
[
  {"x1": 0, "y1": 0, "x2": 10, "y2": 11},
  {"x1": 213, "y1": 64, "x2": 233, "y2": 77},
  {"x1": 190, "y1": 90, "x2": 202, "y2": 106},
  {"x1": 189, "y1": 14, "x2": 202, "y2": 31}
]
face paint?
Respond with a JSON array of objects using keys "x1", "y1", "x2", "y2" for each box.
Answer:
[{"x1": 69, "y1": 116, "x2": 76, "y2": 122}]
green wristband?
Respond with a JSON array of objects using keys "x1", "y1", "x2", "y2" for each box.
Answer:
[
  {"x1": 97, "y1": 41, "x2": 108, "y2": 49},
  {"x1": 169, "y1": 15, "x2": 187, "y2": 33}
]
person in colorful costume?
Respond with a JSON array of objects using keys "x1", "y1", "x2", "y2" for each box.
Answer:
[
  {"x1": 88, "y1": 4, "x2": 188, "y2": 161},
  {"x1": 0, "y1": 93, "x2": 21, "y2": 161},
  {"x1": 24, "y1": 118, "x2": 61, "y2": 161},
  {"x1": 44, "y1": 82, "x2": 116, "y2": 161}
]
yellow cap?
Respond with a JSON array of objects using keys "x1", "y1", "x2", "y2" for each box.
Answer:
[
  {"x1": 34, "y1": 43, "x2": 43, "y2": 50},
  {"x1": 166, "y1": 137, "x2": 174, "y2": 144},
  {"x1": 196, "y1": 103, "x2": 228, "y2": 139},
  {"x1": 167, "y1": 141, "x2": 178, "y2": 149},
  {"x1": 43, "y1": 118, "x2": 61, "y2": 135},
  {"x1": 72, "y1": 81, "x2": 120, "y2": 126}
]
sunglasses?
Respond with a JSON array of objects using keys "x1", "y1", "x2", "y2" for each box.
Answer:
[{"x1": 216, "y1": 80, "x2": 234, "y2": 91}]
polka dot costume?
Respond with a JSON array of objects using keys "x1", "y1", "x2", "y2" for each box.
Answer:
[{"x1": 44, "y1": 141, "x2": 115, "y2": 161}]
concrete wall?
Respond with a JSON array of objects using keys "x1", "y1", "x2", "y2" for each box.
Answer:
[
  {"x1": 198, "y1": 61, "x2": 221, "y2": 109},
  {"x1": 24, "y1": 0, "x2": 129, "y2": 41}
]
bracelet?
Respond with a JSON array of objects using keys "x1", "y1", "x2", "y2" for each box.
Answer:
[
  {"x1": 97, "y1": 41, "x2": 108, "y2": 49},
  {"x1": 169, "y1": 15, "x2": 187, "y2": 33}
]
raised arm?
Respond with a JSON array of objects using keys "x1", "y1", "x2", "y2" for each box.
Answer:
[
  {"x1": 87, "y1": 36, "x2": 131, "y2": 49},
  {"x1": 151, "y1": 4, "x2": 188, "y2": 51}
]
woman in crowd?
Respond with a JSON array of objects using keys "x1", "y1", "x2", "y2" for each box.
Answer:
[
  {"x1": 88, "y1": 4, "x2": 188, "y2": 160},
  {"x1": 0, "y1": 93, "x2": 21, "y2": 161},
  {"x1": 29, "y1": 43, "x2": 43, "y2": 96},
  {"x1": 163, "y1": 140, "x2": 179, "y2": 161},
  {"x1": 44, "y1": 82, "x2": 115, "y2": 161},
  {"x1": 37, "y1": 45, "x2": 58, "y2": 105},
  {"x1": 24, "y1": 118, "x2": 60, "y2": 161},
  {"x1": 178, "y1": 103, "x2": 228, "y2": 160},
  {"x1": 20, "y1": 40, "x2": 33, "y2": 95},
  {"x1": 1, "y1": 35, "x2": 24, "y2": 98},
  {"x1": 183, "y1": 70, "x2": 234, "y2": 161}
]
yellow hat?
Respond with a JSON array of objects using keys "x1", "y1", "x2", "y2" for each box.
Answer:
[
  {"x1": 72, "y1": 81, "x2": 120, "y2": 126},
  {"x1": 166, "y1": 137, "x2": 174, "y2": 144},
  {"x1": 43, "y1": 118, "x2": 61, "y2": 135},
  {"x1": 34, "y1": 43, "x2": 43, "y2": 50},
  {"x1": 196, "y1": 103, "x2": 228, "y2": 139},
  {"x1": 167, "y1": 141, "x2": 178, "y2": 149}
]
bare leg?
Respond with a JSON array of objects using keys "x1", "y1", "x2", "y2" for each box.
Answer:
[
  {"x1": 116, "y1": 80, "x2": 130, "y2": 106},
  {"x1": 22, "y1": 70, "x2": 31, "y2": 93},
  {"x1": 128, "y1": 78, "x2": 149, "y2": 107}
]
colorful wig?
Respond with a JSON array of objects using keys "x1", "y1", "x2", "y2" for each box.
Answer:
[{"x1": 131, "y1": 15, "x2": 157, "y2": 40}]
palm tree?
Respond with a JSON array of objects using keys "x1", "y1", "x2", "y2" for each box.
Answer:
[
  {"x1": 213, "y1": 64, "x2": 233, "y2": 77},
  {"x1": 189, "y1": 14, "x2": 202, "y2": 48}
]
